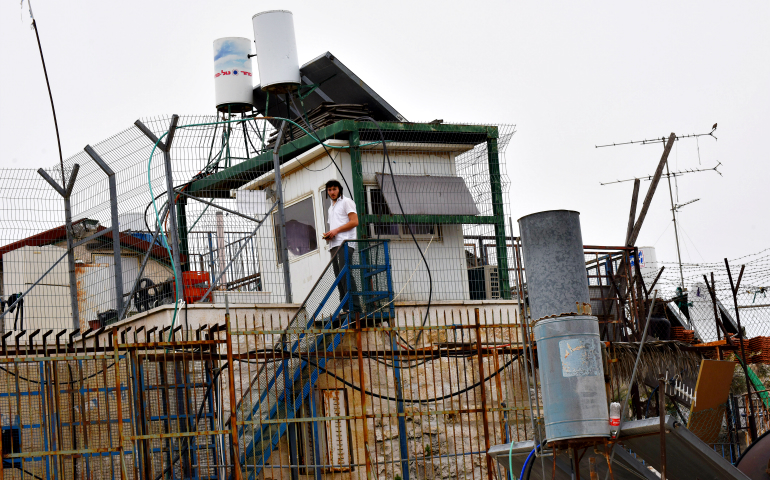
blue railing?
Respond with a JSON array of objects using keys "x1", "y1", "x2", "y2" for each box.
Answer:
[{"x1": 234, "y1": 240, "x2": 407, "y2": 479}]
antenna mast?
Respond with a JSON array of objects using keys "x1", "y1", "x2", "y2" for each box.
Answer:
[
  {"x1": 662, "y1": 146, "x2": 686, "y2": 290},
  {"x1": 599, "y1": 126, "x2": 720, "y2": 291}
]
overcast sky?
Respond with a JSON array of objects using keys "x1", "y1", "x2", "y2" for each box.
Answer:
[{"x1": 1, "y1": 1, "x2": 767, "y2": 268}]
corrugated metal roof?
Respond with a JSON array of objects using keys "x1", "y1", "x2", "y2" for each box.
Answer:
[{"x1": 375, "y1": 174, "x2": 480, "y2": 216}]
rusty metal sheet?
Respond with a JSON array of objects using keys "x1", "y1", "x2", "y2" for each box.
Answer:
[
  {"x1": 489, "y1": 441, "x2": 657, "y2": 480},
  {"x1": 619, "y1": 416, "x2": 750, "y2": 480}
]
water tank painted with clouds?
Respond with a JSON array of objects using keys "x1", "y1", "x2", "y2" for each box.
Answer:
[{"x1": 213, "y1": 37, "x2": 254, "y2": 112}]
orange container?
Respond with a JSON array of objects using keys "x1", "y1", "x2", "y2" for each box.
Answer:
[{"x1": 180, "y1": 271, "x2": 212, "y2": 304}]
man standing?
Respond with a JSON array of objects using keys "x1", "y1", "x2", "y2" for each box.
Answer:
[{"x1": 322, "y1": 179, "x2": 358, "y2": 310}]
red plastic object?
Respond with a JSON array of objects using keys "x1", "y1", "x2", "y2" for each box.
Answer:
[{"x1": 179, "y1": 271, "x2": 212, "y2": 303}]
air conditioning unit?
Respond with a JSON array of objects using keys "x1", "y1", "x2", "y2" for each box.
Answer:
[
  {"x1": 483, "y1": 265, "x2": 500, "y2": 300},
  {"x1": 468, "y1": 265, "x2": 500, "y2": 300}
]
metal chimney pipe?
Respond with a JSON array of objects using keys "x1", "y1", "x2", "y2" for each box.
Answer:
[{"x1": 518, "y1": 210, "x2": 589, "y2": 320}]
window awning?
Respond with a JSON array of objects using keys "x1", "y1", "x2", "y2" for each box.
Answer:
[{"x1": 375, "y1": 174, "x2": 480, "y2": 216}]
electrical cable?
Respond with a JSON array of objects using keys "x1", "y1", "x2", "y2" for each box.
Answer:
[
  {"x1": 0, "y1": 362, "x2": 115, "y2": 385},
  {"x1": 3, "y1": 462, "x2": 44, "y2": 480},
  {"x1": 289, "y1": 94, "x2": 413, "y2": 355},
  {"x1": 236, "y1": 352, "x2": 517, "y2": 404},
  {"x1": 146, "y1": 130, "x2": 182, "y2": 340},
  {"x1": 295, "y1": 102, "x2": 431, "y2": 360},
  {"x1": 519, "y1": 443, "x2": 539, "y2": 480},
  {"x1": 291, "y1": 94, "x2": 352, "y2": 192},
  {"x1": 28, "y1": 2, "x2": 65, "y2": 187},
  {"x1": 354, "y1": 115, "x2": 433, "y2": 352},
  {"x1": 143, "y1": 115, "x2": 399, "y2": 341}
]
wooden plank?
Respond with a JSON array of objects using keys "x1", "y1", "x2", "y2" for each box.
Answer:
[
  {"x1": 628, "y1": 132, "x2": 676, "y2": 246},
  {"x1": 687, "y1": 359, "x2": 735, "y2": 444},
  {"x1": 625, "y1": 178, "x2": 640, "y2": 245}
]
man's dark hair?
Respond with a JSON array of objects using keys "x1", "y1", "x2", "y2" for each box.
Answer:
[{"x1": 325, "y1": 179, "x2": 343, "y2": 198}]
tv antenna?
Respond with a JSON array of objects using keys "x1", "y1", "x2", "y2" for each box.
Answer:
[
  {"x1": 672, "y1": 198, "x2": 700, "y2": 212},
  {"x1": 598, "y1": 125, "x2": 720, "y2": 290},
  {"x1": 599, "y1": 162, "x2": 721, "y2": 186},
  {"x1": 595, "y1": 124, "x2": 718, "y2": 148}
]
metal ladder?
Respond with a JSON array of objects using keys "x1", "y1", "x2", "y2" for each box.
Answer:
[{"x1": 233, "y1": 240, "x2": 397, "y2": 479}]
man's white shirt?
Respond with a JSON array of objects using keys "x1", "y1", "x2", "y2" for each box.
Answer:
[{"x1": 327, "y1": 195, "x2": 357, "y2": 249}]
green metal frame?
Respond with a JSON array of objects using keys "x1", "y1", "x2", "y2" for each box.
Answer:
[
  {"x1": 486, "y1": 135, "x2": 510, "y2": 299},
  {"x1": 348, "y1": 128, "x2": 366, "y2": 240},
  {"x1": 185, "y1": 119, "x2": 511, "y2": 299}
]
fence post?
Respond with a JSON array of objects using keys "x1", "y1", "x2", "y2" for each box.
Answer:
[
  {"x1": 224, "y1": 297, "x2": 242, "y2": 480},
  {"x1": 486, "y1": 133, "x2": 511, "y2": 299},
  {"x1": 37, "y1": 165, "x2": 80, "y2": 331},
  {"x1": 134, "y1": 116, "x2": 183, "y2": 310},
  {"x1": 113, "y1": 328, "x2": 128, "y2": 480},
  {"x1": 272, "y1": 120, "x2": 293, "y2": 304},
  {"x1": 356, "y1": 313, "x2": 373, "y2": 479},
  {"x1": 475, "y1": 308, "x2": 494, "y2": 480},
  {"x1": 85, "y1": 145, "x2": 125, "y2": 319},
  {"x1": 0, "y1": 413, "x2": 4, "y2": 480}
]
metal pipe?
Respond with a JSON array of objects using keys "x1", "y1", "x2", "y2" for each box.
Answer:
[
  {"x1": 272, "y1": 120, "x2": 293, "y2": 303},
  {"x1": 85, "y1": 145, "x2": 124, "y2": 317},
  {"x1": 511, "y1": 231, "x2": 538, "y2": 442},
  {"x1": 664, "y1": 159, "x2": 685, "y2": 289},
  {"x1": 198, "y1": 200, "x2": 277, "y2": 301},
  {"x1": 113, "y1": 328, "x2": 128, "y2": 480},
  {"x1": 216, "y1": 212, "x2": 227, "y2": 286},
  {"x1": 604, "y1": 290, "x2": 658, "y2": 480},
  {"x1": 356, "y1": 313, "x2": 373, "y2": 479},
  {"x1": 175, "y1": 188, "x2": 267, "y2": 223},
  {"x1": 659, "y1": 377, "x2": 666, "y2": 480}
]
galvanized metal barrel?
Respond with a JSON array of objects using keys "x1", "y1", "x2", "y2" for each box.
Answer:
[
  {"x1": 518, "y1": 210, "x2": 590, "y2": 322},
  {"x1": 533, "y1": 315, "x2": 610, "y2": 442}
]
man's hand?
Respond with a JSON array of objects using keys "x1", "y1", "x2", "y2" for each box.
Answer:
[{"x1": 322, "y1": 228, "x2": 340, "y2": 241}]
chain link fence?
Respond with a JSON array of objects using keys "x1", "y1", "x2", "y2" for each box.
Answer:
[{"x1": 1, "y1": 115, "x2": 514, "y2": 343}]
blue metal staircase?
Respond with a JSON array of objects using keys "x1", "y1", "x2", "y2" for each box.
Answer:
[{"x1": 232, "y1": 240, "x2": 403, "y2": 479}]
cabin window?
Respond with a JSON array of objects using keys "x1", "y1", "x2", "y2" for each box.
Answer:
[
  {"x1": 366, "y1": 186, "x2": 400, "y2": 237},
  {"x1": 365, "y1": 185, "x2": 439, "y2": 239},
  {"x1": 273, "y1": 196, "x2": 318, "y2": 261}
]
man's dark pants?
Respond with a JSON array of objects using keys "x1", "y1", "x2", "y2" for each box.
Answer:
[{"x1": 330, "y1": 245, "x2": 360, "y2": 312}]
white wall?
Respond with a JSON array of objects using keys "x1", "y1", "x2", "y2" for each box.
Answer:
[
  {"x1": 2, "y1": 245, "x2": 73, "y2": 334},
  {"x1": 245, "y1": 144, "x2": 473, "y2": 304},
  {"x1": 250, "y1": 149, "x2": 354, "y2": 303}
]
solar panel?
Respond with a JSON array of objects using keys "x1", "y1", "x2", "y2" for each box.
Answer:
[{"x1": 253, "y1": 52, "x2": 406, "y2": 124}]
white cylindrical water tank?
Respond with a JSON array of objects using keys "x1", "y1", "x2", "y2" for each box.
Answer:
[
  {"x1": 635, "y1": 246, "x2": 659, "y2": 287},
  {"x1": 213, "y1": 37, "x2": 254, "y2": 113},
  {"x1": 252, "y1": 10, "x2": 301, "y2": 92}
]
